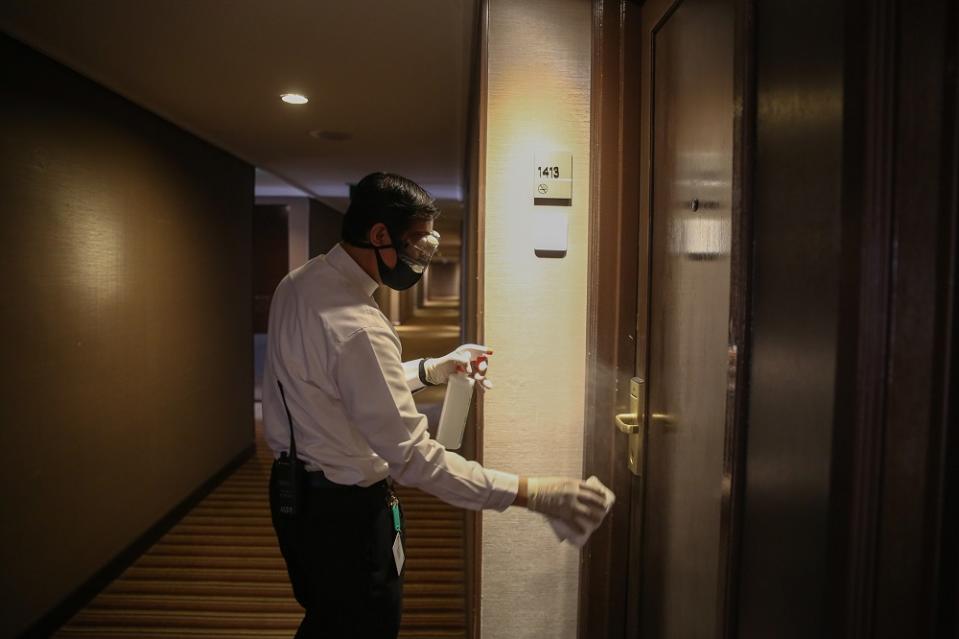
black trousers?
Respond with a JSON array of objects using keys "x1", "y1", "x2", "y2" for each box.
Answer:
[{"x1": 269, "y1": 461, "x2": 405, "y2": 638}]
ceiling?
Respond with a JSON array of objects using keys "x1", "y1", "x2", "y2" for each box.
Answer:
[{"x1": 0, "y1": 0, "x2": 477, "y2": 211}]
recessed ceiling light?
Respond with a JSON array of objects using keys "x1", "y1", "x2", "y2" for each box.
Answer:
[{"x1": 280, "y1": 93, "x2": 308, "y2": 105}]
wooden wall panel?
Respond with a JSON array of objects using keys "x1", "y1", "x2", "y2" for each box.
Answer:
[
  {"x1": 736, "y1": 1, "x2": 844, "y2": 636},
  {"x1": 308, "y1": 198, "x2": 343, "y2": 259},
  {"x1": 252, "y1": 205, "x2": 288, "y2": 334}
]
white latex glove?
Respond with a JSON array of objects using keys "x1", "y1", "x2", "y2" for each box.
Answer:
[
  {"x1": 526, "y1": 476, "x2": 610, "y2": 536},
  {"x1": 425, "y1": 343, "x2": 494, "y2": 390},
  {"x1": 547, "y1": 476, "x2": 615, "y2": 547}
]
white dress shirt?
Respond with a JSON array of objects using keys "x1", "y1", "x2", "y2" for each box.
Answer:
[{"x1": 262, "y1": 243, "x2": 518, "y2": 512}]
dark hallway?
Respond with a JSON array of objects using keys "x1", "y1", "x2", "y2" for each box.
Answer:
[{"x1": 2, "y1": 1, "x2": 958, "y2": 638}]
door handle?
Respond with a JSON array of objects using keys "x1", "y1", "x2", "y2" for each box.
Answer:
[
  {"x1": 615, "y1": 412, "x2": 640, "y2": 434},
  {"x1": 613, "y1": 377, "x2": 645, "y2": 477},
  {"x1": 651, "y1": 413, "x2": 676, "y2": 426}
]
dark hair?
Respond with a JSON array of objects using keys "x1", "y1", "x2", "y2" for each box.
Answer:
[{"x1": 341, "y1": 172, "x2": 440, "y2": 245}]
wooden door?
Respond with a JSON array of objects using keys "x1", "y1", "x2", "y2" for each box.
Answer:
[
  {"x1": 252, "y1": 204, "x2": 289, "y2": 334},
  {"x1": 626, "y1": 0, "x2": 736, "y2": 636}
]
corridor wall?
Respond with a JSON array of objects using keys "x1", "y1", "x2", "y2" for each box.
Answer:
[
  {"x1": 255, "y1": 196, "x2": 310, "y2": 272},
  {"x1": 0, "y1": 35, "x2": 253, "y2": 637},
  {"x1": 481, "y1": 1, "x2": 592, "y2": 637},
  {"x1": 308, "y1": 197, "x2": 344, "y2": 259}
]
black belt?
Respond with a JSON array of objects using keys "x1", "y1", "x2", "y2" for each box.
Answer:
[{"x1": 305, "y1": 468, "x2": 391, "y2": 491}]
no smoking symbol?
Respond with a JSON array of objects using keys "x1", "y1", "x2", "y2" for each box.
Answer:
[{"x1": 537, "y1": 183, "x2": 549, "y2": 195}]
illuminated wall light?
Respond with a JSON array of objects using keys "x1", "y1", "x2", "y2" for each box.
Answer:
[{"x1": 280, "y1": 93, "x2": 309, "y2": 105}]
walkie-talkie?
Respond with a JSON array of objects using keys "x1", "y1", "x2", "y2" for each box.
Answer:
[{"x1": 272, "y1": 380, "x2": 306, "y2": 519}]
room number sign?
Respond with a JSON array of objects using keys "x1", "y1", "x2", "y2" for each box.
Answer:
[{"x1": 533, "y1": 151, "x2": 573, "y2": 202}]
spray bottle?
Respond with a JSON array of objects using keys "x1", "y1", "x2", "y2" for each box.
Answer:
[{"x1": 436, "y1": 369, "x2": 477, "y2": 450}]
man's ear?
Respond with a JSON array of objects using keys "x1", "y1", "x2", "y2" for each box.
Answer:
[{"x1": 369, "y1": 222, "x2": 391, "y2": 248}]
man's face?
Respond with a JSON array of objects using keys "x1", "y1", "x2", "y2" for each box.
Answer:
[
  {"x1": 369, "y1": 219, "x2": 435, "y2": 269},
  {"x1": 402, "y1": 219, "x2": 436, "y2": 247}
]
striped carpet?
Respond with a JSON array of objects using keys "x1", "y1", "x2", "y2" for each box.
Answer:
[{"x1": 54, "y1": 422, "x2": 468, "y2": 638}]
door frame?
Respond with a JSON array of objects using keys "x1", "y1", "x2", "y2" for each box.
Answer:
[
  {"x1": 579, "y1": 0, "x2": 757, "y2": 636},
  {"x1": 463, "y1": 1, "x2": 489, "y2": 637}
]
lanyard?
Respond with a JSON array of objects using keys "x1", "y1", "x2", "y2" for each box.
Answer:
[{"x1": 388, "y1": 494, "x2": 402, "y2": 534}]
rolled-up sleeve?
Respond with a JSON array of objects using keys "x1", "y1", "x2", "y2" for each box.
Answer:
[{"x1": 334, "y1": 326, "x2": 517, "y2": 511}]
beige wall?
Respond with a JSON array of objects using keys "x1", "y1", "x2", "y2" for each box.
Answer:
[{"x1": 481, "y1": 1, "x2": 592, "y2": 637}]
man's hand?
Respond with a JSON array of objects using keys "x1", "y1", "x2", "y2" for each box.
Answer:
[
  {"x1": 521, "y1": 476, "x2": 611, "y2": 535},
  {"x1": 425, "y1": 344, "x2": 494, "y2": 391}
]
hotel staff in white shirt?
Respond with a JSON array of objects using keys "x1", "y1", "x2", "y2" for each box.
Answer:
[{"x1": 263, "y1": 172, "x2": 611, "y2": 639}]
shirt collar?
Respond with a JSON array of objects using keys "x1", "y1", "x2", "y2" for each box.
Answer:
[{"x1": 326, "y1": 243, "x2": 379, "y2": 298}]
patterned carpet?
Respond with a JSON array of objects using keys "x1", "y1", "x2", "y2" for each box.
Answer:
[
  {"x1": 55, "y1": 304, "x2": 468, "y2": 638},
  {"x1": 54, "y1": 423, "x2": 467, "y2": 638}
]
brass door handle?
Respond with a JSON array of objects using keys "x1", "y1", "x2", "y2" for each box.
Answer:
[
  {"x1": 614, "y1": 377, "x2": 645, "y2": 477},
  {"x1": 615, "y1": 413, "x2": 640, "y2": 434},
  {"x1": 651, "y1": 413, "x2": 676, "y2": 426}
]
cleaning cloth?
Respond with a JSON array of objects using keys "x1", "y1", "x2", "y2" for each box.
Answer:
[{"x1": 547, "y1": 475, "x2": 615, "y2": 548}]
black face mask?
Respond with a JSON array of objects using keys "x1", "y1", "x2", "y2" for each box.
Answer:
[
  {"x1": 371, "y1": 243, "x2": 423, "y2": 291},
  {"x1": 355, "y1": 229, "x2": 440, "y2": 291}
]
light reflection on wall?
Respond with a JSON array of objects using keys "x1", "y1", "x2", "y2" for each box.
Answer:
[
  {"x1": 481, "y1": 1, "x2": 592, "y2": 638},
  {"x1": 58, "y1": 191, "x2": 125, "y2": 311}
]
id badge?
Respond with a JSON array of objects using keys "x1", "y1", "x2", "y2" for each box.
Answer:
[{"x1": 392, "y1": 533, "x2": 405, "y2": 575}]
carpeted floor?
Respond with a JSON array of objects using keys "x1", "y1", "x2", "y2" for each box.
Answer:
[
  {"x1": 55, "y1": 304, "x2": 469, "y2": 638},
  {"x1": 54, "y1": 422, "x2": 468, "y2": 638}
]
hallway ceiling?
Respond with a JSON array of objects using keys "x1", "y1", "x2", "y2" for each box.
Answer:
[{"x1": 0, "y1": 0, "x2": 477, "y2": 210}]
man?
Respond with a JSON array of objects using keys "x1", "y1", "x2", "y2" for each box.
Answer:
[{"x1": 263, "y1": 172, "x2": 611, "y2": 638}]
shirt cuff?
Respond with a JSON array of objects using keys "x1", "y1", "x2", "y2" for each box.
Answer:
[
  {"x1": 483, "y1": 469, "x2": 520, "y2": 511},
  {"x1": 418, "y1": 358, "x2": 438, "y2": 386},
  {"x1": 403, "y1": 359, "x2": 426, "y2": 392}
]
